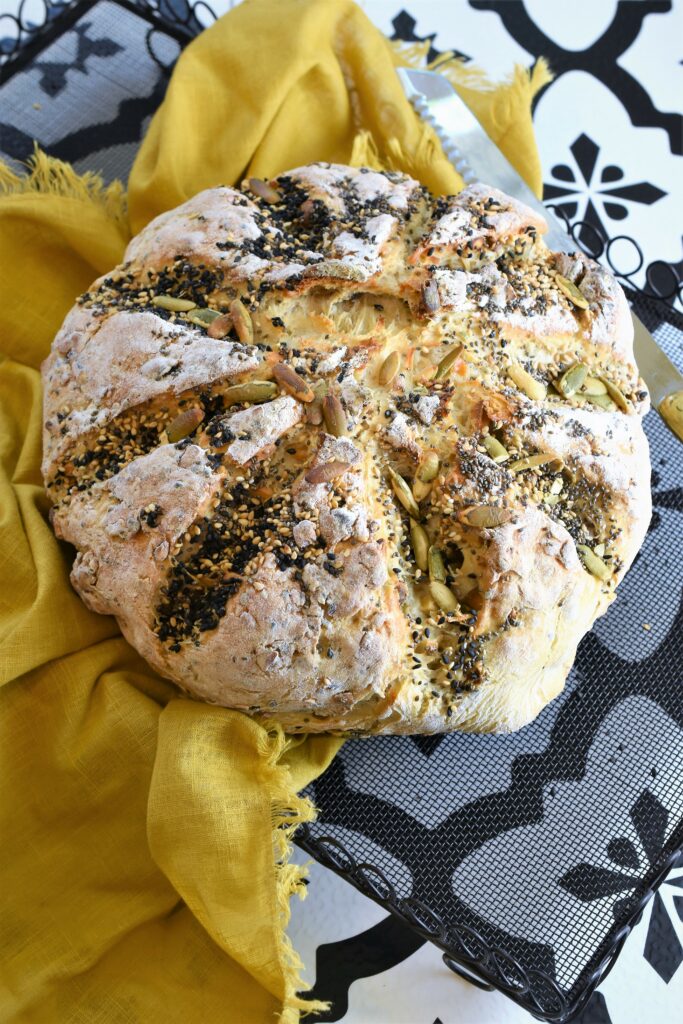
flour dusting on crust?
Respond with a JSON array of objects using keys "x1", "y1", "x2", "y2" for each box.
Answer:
[{"x1": 42, "y1": 165, "x2": 651, "y2": 735}]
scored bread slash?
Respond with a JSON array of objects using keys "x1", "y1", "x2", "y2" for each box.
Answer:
[
  {"x1": 305, "y1": 460, "x2": 352, "y2": 484},
  {"x1": 273, "y1": 363, "x2": 315, "y2": 402}
]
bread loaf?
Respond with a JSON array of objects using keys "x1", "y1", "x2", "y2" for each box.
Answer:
[{"x1": 42, "y1": 165, "x2": 651, "y2": 734}]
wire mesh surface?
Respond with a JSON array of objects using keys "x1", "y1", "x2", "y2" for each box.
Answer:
[
  {"x1": 300, "y1": 292, "x2": 683, "y2": 1021},
  {"x1": 0, "y1": 0, "x2": 203, "y2": 182}
]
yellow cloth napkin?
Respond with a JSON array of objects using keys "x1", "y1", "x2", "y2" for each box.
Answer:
[{"x1": 0, "y1": 1, "x2": 550, "y2": 1020}]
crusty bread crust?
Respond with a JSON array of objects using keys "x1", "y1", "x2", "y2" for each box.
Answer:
[{"x1": 42, "y1": 165, "x2": 651, "y2": 734}]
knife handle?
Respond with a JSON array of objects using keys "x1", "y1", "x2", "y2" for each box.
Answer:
[{"x1": 659, "y1": 392, "x2": 683, "y2": 442}]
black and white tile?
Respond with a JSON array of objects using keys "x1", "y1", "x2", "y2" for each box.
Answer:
[
  {"x1": 369, "y1": 0, "x2": 683, "y2": 307},
  {"x1": 1, "y1": 2, "x2": 681, "y2": 1021},
  {"x1": 288, "y1": 850, "x2": 683, "y2": 1024}
]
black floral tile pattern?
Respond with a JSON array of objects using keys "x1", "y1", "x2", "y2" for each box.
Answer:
[
  {"x1": 2, "y1": 3, "x2": 682, "y2": 1022},
  {"x1": 559, "y1": 791, "x2": 670, "y2": 915},
  {"x1": 470, "y1": 0, "x2": 682, "y2": 154},
  {"x1": 33, "y1": 20, "x2": 123, "y2": 95},
  {"x1": 544, "y1": 132, "x2": 667, "y2": 237}
]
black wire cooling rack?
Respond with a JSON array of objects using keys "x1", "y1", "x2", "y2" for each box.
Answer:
[
  {"x1": 1, "y1": 4, "x2": 682, "y2": 1020},
  {"x1": 0, "y1": 0, "x2": 211, "y2": 79}
]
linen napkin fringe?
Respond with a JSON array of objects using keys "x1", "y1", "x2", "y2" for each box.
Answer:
[
  {"x1": 0, "y1": 146, "x2": 128, "y2": 227},
  {"x1": 0, "y1": 12, "x2": 551, "y2": 1017},
  {"x1": 257, "y1": 726, "x2": 330, "y2": 1021}
]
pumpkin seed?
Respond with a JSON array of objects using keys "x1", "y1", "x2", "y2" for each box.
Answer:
[
  {"x1": 555, "y1": 273, "x2": 589, "y2": 309},
  {"x1": 434, "y1": 345, "x2": 463, "y2": 381},
  {"x1": 187, "y1": 307, "x2": 221, "y2": 328},
  {"x1": 273, "y1": 363, "x2": 315, "y2": 402},
  {"x1": 417, "y1": 451, "x2": 440, "y2": 482},
  {"x1": 207, "y1": 313, "x2": 233, "y2": 339},
  {"x1": 300, "y1": 198, "x2": 316, "y2": 225},
  {"x1": 305, "y1": 399, "x2": 324, "y2": 425},
  {"x1": 229, "y1": 299, "x2": 254, "y2": 345},
  {"x1": 305, "y1": 461, "x2": 352, "y2": 485},
  {"x1": 388, "y1": 468, "x2": 420, "y2": 519},
  {"x1": 659, "y1": 390, "x2": 683, "y2": 442},
  {"x1": 508, "y1": 453, "x2": 563, "y2": 473},
  {"x1": 429, "y1": 579, "x2": 460, "y2": 614},
  {"x1": 582, "y1": 376, "x2": 607, "y2": 396},
  {"x1": 593, "y1": 542, "x2": 606, "y2": 557},
  {"x1": 166, "y1": 406, "x2": 204, "y2": 443},
  {"x1": 151, "y1": 295, "x2": 196, "y2": 312},
  {"x1": 428, "y1": 546, "x2": 446, "y2": 582},
  {"x1": 577, "y1": 544, "x2": 611, "y2": 581},
  {"x1": 223, "y1": 380, "x2": 278, "y2": 406},
  {"x1": 460, "y1": 505, "x2": 511, "y2": 529},
  {"x1": 422, "y1": 278, "x2": 441, "y2": 314},
  {"x1": 247, "y1": 177, "x2": 281, "y2": 204},
  {"x1": 483, "y1": 435, "x2": 509, "y2": 463},
  {"x1": 584, "y1": 392, "x2": 617, "y2": 411},
  {"x1": 556, "y1": 362, "x2": 588, "y2": 398},
  {"x1": 412, "y1": 478, "x2": 433, "y2": 503},
  {"x1": 601, "y1": 378, "x2": 631, "y2": 412},
  {"x1": 322, "y1": 394, "x2": 348, "y2": 436},
  {"x1": 410, "y1": 520, "x2": 429, "y2": 571},
  {"x1": 507, "y1": 363, "x2": 546, "y2": 401},
  {"x1": 306, "y1": 260, "x2": 366, "y2": 282},
  {"x1": 379, "y1": 350, "x2": 401, "y2": 386}
]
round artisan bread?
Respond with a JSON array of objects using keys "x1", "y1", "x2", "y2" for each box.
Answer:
[{"x1": 42, "y1": 164, "x2": 651, "y2": 734}]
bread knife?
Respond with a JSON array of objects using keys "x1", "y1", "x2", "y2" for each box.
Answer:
[{"x1": 398, "y1": 66, "x2": 683, "y2": 443}]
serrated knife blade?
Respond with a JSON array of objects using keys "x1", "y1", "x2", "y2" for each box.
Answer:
[{"x1": 398, "y1": 66, "x2": 683, "y2": 442}]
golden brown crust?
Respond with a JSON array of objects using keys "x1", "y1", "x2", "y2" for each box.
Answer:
[{"x1": 42, "y1": 165, "x2": 651, "y2": 734}]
